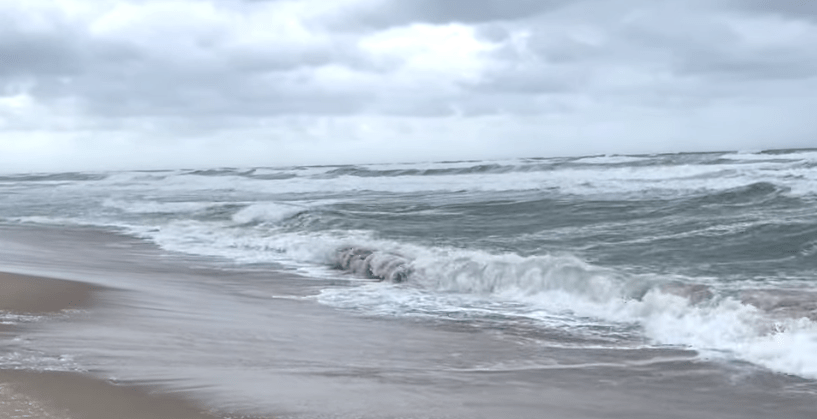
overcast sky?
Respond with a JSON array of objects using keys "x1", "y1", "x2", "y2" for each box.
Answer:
[{"x1": 1, "y1": 0, "x2": 816, "y2": 172}]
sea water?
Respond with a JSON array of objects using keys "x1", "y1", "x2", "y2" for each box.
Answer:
[{"x1": 1, "y1": 149, "x2": 816, "y2": 417}]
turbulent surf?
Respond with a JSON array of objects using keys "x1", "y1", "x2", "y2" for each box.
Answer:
[{"x1": 2, "y1": 148, "x2": 817, "y2": 381}]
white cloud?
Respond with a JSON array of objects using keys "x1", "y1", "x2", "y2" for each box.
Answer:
[{"x1": 0, "y1": 0, "x2": 815, "y2": 173}]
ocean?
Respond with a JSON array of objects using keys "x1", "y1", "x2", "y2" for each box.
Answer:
[{"x1": 1, "y1": 149, "x2": 817, "y2": 418}]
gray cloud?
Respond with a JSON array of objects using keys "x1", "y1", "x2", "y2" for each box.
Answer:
[
  {"x1": 339, "y1": 0, "x2": 578, "y2": 28},
  {"x1": 615, "y1": 6, "x2": 817, "y2": 81},
  {"x1": 0, "y1": 32, "x2": 82, "y2": 78},
  {"x1": 0, "y1": 13, "x2": 100, "y2": 86},
  {"x1": 735, "y1": 0, "x2": 817, "y2": 19},
  {"x1": 1, "y1": 0, "x2": 816, "y2": 172},
  {"x1": 4, "y1": 0, "x2": 816, "y2": 119}
]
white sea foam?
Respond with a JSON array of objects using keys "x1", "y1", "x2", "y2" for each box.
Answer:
[
  {"x1": 170, "y1": 163, "x2": 807, "y2": 198},
  {"x1": 0, "y1": 350, "x2": 82, "y2": 372},
  {"x1": 357, "y1": 158, "x2": 522, "y2": 172},
  {"x1": 4, "y1": 151, "x2": 817, "y2": 380},
  {"x1": 231, "y1": 203, "x2": 306, "y2": 224},
  {"x1": 110, "y1": 214, "x2": 813, "y2": 362},
  {"x1": 316, "y1": 245, "x2": 817, "y2": 380},
  {"x1": 724, "y1": 150, "x2": 817, "y2": 162},
  {"x1": 18, "y1": 153, "x2": 811, "y2": 201},
  {"x1": 573, "y1": 155, "x2": 650, "y2": 165},
  {"x1": 140, "y1": 215, "x2": 813, "y2": 379},
  {"x1": 13, "y1": 215, "x2": 104, "y2": 227},
  {"x1": 103, "y1": 199, "x2": 219, "y2": 214}
]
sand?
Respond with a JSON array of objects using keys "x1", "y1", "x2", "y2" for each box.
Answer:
[
  {"x1": 0, "y1": 271, "x2": 219, "y2": 419},
  {"x1": 0, "y1": 272, "x2": 98, "y2": 314}
]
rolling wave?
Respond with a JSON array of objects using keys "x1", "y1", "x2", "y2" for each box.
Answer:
[
  {"x1": 320, "y1": 243, "x2": 817, "y2": 380},
  {"x1": 3, "y1": 148, "x2": 817, "y2": 379}
]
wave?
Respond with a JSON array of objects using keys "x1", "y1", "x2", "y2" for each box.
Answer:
[
  {"x1": 6, "y1": 150, "x2": 814, "y2": 201},
  {"x1": 572, "y1": 155, "x2": 652, "y2": 165},
  {"x1": 97, "y1": 166, "x2": 815, "y2": 199},
  {"x1": 231, "y1": 203, "x2": 309, "y2": 225},
  {"x1": 4, "y1": 148, "x2": 817, "y2": 381},
  {"x1": 318, "y1": 163, "x2": 523, "y2": 179},
  {"x1": 11, "y1": 202, "x2": 817, "y2": 380},
  {"x1": 319, "y1": 244, "x2": 817, "y2": 379},
  {"x1": 334, "y1": 247, "x2": 412, "y2": 282},
  {"x1": 103, "y1": 199, "x2": 223, "y2": 214},
  {"x1": 690, "y1": 182, "x2": 791, "y2": 206},
  {"x1": 186, "y1": 168, "x2": 299, "y2": 180},
  {"x1": 0, "y1": 172, "x2": 108, "y2": 183},
  {"x1": 758, "y1": 148, "x2": 817, "y2": 157}
]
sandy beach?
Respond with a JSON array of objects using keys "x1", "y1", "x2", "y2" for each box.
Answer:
[{"x1": 0, "y1": 272, "x2": 218, "y2": 419}]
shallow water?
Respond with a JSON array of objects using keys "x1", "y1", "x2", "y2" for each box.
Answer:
[{"x1": 1, "y1": 149, "x2": 817, "y2": 417}]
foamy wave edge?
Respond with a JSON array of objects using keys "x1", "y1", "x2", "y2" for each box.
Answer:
[{"x1": 322, "y1": 245, "x2": 817, "y2": 379}]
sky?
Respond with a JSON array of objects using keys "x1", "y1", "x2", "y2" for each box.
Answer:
[{"x1": 1, "y1": 0, "x2": 816, "y2": 173}]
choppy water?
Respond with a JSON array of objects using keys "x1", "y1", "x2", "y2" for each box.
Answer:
[{"x1": 1, "y1": 149, "x2": 817, "y2": 417}]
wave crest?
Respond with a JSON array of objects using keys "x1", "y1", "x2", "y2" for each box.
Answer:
[{"x1": 334, "y1": 247, "x2": 412, "y2": 282}]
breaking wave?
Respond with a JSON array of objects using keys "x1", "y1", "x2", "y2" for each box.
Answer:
[
  {"x1": 334, "y1": 247, "x2": 412, "y2": 282},
  {"x1": 320, "y1": 244, "x2": 817, "y2": 380},
  {"x1": 4, "y1": 148, "x2": 817, "y2": 381}
]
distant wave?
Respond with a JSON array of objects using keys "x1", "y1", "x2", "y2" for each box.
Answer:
[
  {"x1": 0, "y1": 172, "x2": 108, "y2": 183},
  {"x1": 4, "y1": 148, "x2": 817, "y2": 380},
  {"x1": 690, "y1": 182, "x2": 791, "y2": 205},
  {"x1": 3, "y1": 149, "x2": 816, "y2": 199}
]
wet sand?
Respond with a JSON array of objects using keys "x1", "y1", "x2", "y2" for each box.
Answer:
[
  {"x1": 0, "y1": 272, "x2": 98, "y2": 314},
  {"x1": 0, "y1": 272, "x2": 218, "y2": 419}
]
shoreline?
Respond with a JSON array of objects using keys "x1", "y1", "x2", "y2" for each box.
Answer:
[
  {"x1": 1, "y1": 224, "x2": 816, "y2": 419},
  {"x1": 0, "y1": 271, "x2": 220, "y2": 419}
]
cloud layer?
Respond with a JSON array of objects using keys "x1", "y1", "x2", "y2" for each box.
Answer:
[{"x1": 1, "y1": 0, "x2": 816, "y2": 172}]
